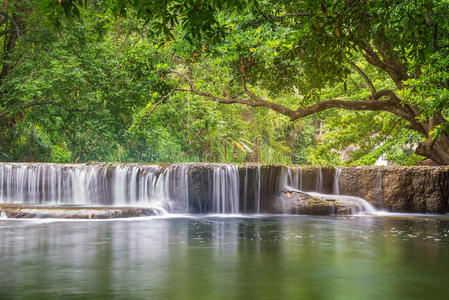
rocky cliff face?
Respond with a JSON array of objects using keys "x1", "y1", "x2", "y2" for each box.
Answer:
[{"x1": 338, "y1": 166, "x2": 449, "y2": 213}]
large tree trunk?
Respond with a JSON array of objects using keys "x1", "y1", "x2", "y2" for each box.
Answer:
[{"x1": 416, "y1": 133, "x2": 449, "y2": 165}]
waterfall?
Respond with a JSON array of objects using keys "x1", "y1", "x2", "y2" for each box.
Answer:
[
  {"x1": 374, "y1": 167, "x2": 383, "y2": 207},
  {"x1": 255, "y1": 165, "x2": 261, "y2": 214},
  {"x1": 285, "y1": 166, "x2": 302, "y2": 190},
  {"x1": 280, "y1": 166, "x2": 379, "y2": 215},
  {"x1": 306, "y1": 192, "x2": 378, "y2": 215},
  {"x1": 243, "y1": 168, "x2": 248, "y2": 212},
  {"x1": 212, "y1": 164, "x2": 239, "y2": 214},
  {"x1": 0, "y1": 163, "x2": 190, "y2": 213},
  {"x1": 0, "y1": 163, "x2": 379, "y2": 215},
  {"x1": 316, "y1": 167, "x2": 323, "y2": 193},
  {"x1": 333, "y1": 168, "x2": 341, "y2": 195}
]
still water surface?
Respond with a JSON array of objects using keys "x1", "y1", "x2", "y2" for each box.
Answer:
[{"x1": 1, "y1": 215, "x2": 449, "y2": 299}]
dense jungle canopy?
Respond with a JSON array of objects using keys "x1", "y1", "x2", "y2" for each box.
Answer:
[{"x1": 0, "y1": 0, "x2": 448, "y2": 165}]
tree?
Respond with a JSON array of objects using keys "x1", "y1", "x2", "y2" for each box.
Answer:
[
  {"x1": 54, "y1": 0, "x2": 448, "y2": 164},
  {"x1": 166, "y1": 0, "x2": 449, "y2": 164},
  {"x1": 0, "y1": 1, "x2": 297, "y2": 163}
]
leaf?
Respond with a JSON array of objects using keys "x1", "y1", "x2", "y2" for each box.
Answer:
[
  {"x1": 232, "y1": 140, "x2": 246, "y2": 152},
  {"x1": 334, "y1": 25, "x2": 340, "y2": 37}
]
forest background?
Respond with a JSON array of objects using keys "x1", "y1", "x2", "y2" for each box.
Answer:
[{"x1": 0, "y1": 0, "x2": 448, "y2": 165}]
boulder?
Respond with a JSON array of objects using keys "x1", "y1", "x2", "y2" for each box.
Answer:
[
  {"x1": 272, "y1": 190, "x2": 358, "y2": 215},
  {"x1": 0, "y1": 204, "x2": 162, "y2": 219}
]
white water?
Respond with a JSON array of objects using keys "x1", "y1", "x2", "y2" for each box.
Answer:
[
  {"x1": 333, "y1": 168, "x2": 341, "y2": 195},
  {"x1": 255, "y1": 165, "x2": 261, "y2": 214},
  {"x1": 212, "y1": 164, "x2": 239, "y2": 214},
  {"x1": 316, "y1": 167, "x2": 323, "y2": 193},
  {"x1": 306, "y1": 192, "x2": 378, "y2": 215},
  {"x1": 0, "y1": 163, "x2": 379, "y2": 215},
  {"x1": 283, "y1": 166, "x2": 379, "y2": 215},
  {"x1": 0, "y1": 163, "x2": 190, "y2": 213}
]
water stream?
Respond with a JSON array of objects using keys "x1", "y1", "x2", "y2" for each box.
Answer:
[
  {"x1": 1, "y1": 163, "x2": 447, "y2": 299},
  {"x1": 0, "y1": 163, "x2": 377, "y2": 215},
  {"x1": 1, "y1": 216, "x2": 449, "y2": 299}
]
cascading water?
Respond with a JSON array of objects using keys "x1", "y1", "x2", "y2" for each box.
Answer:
[
  {"x1": 211, "y1": 164, "x2": 239, "y2": 214},
  {"x1": 316, "y1": 167, "x2": 323, "y2": 193},
  {"x1": 286, "y1": 167, "x2": 298, "y2": 190},
  {"x1": 306, "y1": 192, "x2": 378, "y2": 215},
  {"x1": 0, "y1": 163, "x2": 379, "y2": 216},
  {"x1": 281, "y1": 166, "x2": 379, "y2": 215},
  {"x1": 0, "y1": 163, "x2": 190, "y2": 213},
  {"x1": 333, "y1": 168, "x2": 341, "y2": 195},
  {"x1": 254, "y1": 165, "x2": 261, "y2": 214}
]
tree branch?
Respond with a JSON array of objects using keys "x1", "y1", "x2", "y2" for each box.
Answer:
[
  {"x1": 0, "y1": 29, "x2": 15, "y2": 37},
  {"x1": 0, "y1": 12, "x2": 7, "y2": 26},
  {"x1": 253, "y1": 0, "x2": 270, "y2": 22},
  {"x1": 275, "y1": 12, "x2": 310, "y2": 20},
  {"x1": 290, "y1": 98, "x2": 409, "y2": 122},
  {"x1": 168, "y1": 70, "x2": 297, "y2": 118},
  {"x1": 363, "y1": 43, "x2": 408, "y2": 90},
  {"x1": 372, "y1": 89, "x2": 401, "y2": 103},
  {"x1": 350, "y1": 62, "x2": 376, "y2": 96},
  {"x1": 162, "y1": 70, "x2": 421, "y2": 133},
  {"x1": 140, "y1": 88, "x2": 177, "y2": 121}
]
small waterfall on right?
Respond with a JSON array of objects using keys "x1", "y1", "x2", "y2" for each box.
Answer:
[
  {"x1": 306, "y1": 192, "x2": 378, "y2": 215},
  {"x1": 279, "y1": 166, "x2": 380, "y2": 215},
  {"x1": 315, "y1": 167, "x2": 323, "y2": 193},
  {"x1": 333, "y1": 168, "x2": 341, "y2": 195},
  {"x1": 305, "y1": 167, "x2": 379, "y2": 215},
  {"x1": 254, "y1": 165, "x2": 261, "y2": 214}
]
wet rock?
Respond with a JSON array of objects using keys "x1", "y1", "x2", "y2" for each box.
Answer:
[
  {"x1": 0, "y1": 204, "x2": 162, "y2": 219},
  {"x1": 297, "y1": 166, "x2": 334, "y2": 193},
  {"x1": 273, "y1": 190, "x2": 357, "y2": 215},
  {"x1": 338, "y1": 166, "x2": 449, "y2": 213},
  {"x1": 187, "y1": 163, "x2": 216, "y2": 213},
  {"x1": 416, "y1": 159, "x2": 439, "y2": 166}
]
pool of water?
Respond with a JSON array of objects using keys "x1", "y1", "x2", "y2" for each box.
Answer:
[{"x1": 1, "y1": 215, "x2": 449, "y2": 299}]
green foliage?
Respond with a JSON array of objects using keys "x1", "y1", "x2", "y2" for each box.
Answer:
[
  {"x1": 1, "y1": 2, "x2": 303, "y2": 164},
  {"x1": 2, "y1": 0, "x2": 448, "y2": 165}
]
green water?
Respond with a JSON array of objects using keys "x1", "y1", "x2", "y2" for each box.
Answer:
[{"x1": 1, "y1": 215, "x2": 449, "y2": 299}]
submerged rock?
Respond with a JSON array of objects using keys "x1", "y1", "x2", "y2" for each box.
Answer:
[
  {"x1": 0, "y1": 204, "x2": 162, "y2": 219},
  {"x1": 273, "y1": 190, "x2": 357, "y2": 215}
]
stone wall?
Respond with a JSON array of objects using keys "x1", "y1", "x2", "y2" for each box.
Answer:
[
  {"x1": 338, "y1": 166, "x2": 449, "y2": 213},
  {"x1": 186, "y1": 164, "x2": 449, "y2": 214},
  {"x1": 1, "y1": 163, "x2": 448, "y2": 214}
]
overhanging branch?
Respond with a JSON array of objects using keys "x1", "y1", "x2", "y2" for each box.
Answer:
[
  {"x1": 275, "y1": 12, "x2": 310, "y2": 20},
  {"x1": 163, "y1": 71, "x2": 417, "y2": 129},
  {"x1": 350, "y1": 62, "x2": 376, "y2": 96},
  {"x1": 290, "y1": 98, "x2": 407, "y2": 121},
  {"x1": 168, "y1": 70, "x2": 297, "y2": 117}
]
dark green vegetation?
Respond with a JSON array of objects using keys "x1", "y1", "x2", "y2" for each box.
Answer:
[{"x1": 1, "y1": 1, "x2": 448, "y2": 165}]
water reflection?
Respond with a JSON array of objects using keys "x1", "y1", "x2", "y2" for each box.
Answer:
[{"x1": 1, "y1": 216, "x2": 449, "y2": 299}]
